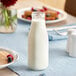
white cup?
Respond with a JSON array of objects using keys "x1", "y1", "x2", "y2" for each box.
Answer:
[
  {"x1": 69, "y1": 33, "x2": 76, "y2": 57},
  {"x1": 67, "y1": 29, "x2": 76, "y2": 57},
  {"x1": 67, "y1": 29, "x2": 73, "y2": 53}
]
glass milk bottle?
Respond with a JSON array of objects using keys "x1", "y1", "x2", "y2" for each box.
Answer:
[{"x1": 28, "y1": 12, "x2": 49, "y2": 70}]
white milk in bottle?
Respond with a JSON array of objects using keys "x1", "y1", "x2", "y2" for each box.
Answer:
[{"x1": 28, "y1": 12, "x2": 49, "y2": 70}]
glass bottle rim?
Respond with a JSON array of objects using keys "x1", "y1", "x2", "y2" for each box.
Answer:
[{"x1": 32, "y1": 11, "x2": 45, "y2": 20}]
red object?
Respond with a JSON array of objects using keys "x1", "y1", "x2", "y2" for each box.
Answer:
[
  {"x1": 7, "y1": 54, "x2": 14, "y2": 61},
  {"x1": 1, "y1": 0, "x2": 17, "y2": 7},
  {"x1": 45, "y1": 17, "x2": 47, "y2": 20},
  {"x1": 57, "y1": 11, "x2": 60, "y2": 15},
  {"x1": 31, "y1": 7, "x2": 34, "y2": 11},
  {"x1": 39, "y1": 9, "x2": 44, "y2": 12},
  {"x1": 22, "y1": 15, "x2": 25, "y2": 18},
  {"x1": 27, "y1": 17, "x2": 32, "y2": 20},
  {"x1": 43, "y1": 6, "x2": 48, "y2": 11}
]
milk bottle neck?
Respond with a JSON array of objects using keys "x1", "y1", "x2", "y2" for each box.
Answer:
[{"x1": 32, "y1": 12, "x2": 45, "y2": 21}]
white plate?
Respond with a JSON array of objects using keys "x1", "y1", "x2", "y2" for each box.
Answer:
[
  {"x1": 0, "y1": 47, "x2": 18, "y2": 69},
  {"x1": 17, "y1": 7, "x2": 67, "y2": 24}
]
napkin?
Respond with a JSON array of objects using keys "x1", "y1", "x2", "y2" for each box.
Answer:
[
  {"x1": 48, "y1": 31, "x2": 67, "y2": 41},
  {"x1": 48, "y1": 23, "x2": 76, "y2": 41}
]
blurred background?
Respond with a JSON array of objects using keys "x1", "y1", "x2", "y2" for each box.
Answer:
[
  {"x1": 39, "y1": 0, "x2": 66, "y2": 10},
  {"x1": 16, "y1": 0, "x2": 76, "y2": 16},
  {"x1": 17, "y1": 0, "x2": 65, "y2": 10}
]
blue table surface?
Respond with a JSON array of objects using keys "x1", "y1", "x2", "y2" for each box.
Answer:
[{"x1": 0, "y1": 20, "x2": 76, "y2": 76}]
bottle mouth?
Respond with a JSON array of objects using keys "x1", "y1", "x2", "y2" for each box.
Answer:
[{"x1": 32, "y1": 11, "x2": 45, "y2": 20}]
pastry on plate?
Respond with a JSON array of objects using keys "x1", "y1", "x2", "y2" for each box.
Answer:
[
  {"x1": 22, "y1": 6, "x2": 60, "y2": 21},
  {"x1": 0, "y1": 51, "x2": 13, "y2": 65}
]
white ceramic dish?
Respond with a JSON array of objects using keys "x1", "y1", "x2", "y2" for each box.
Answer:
[
  {"x1": 0, "y1": 47, "x2": 18, "y2": 69},
  {"x1": 17, "y1": 7, "x2": 67, "y2": 24}
]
